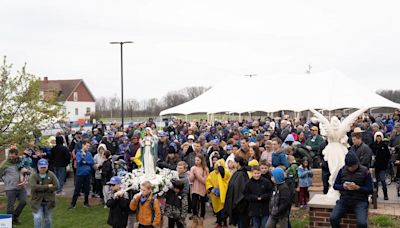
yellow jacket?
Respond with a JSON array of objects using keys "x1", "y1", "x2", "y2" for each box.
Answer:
[
  {"x1": 206, "y1": 159, "x2": 231, "y2": 213},
  {"x1": 131, "y1": 148, "x2": 143, "y2": 168}
]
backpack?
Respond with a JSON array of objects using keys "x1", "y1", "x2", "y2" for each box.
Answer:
[{"x1": 136, "y1": 197, "x2": 156, "y2": 223}]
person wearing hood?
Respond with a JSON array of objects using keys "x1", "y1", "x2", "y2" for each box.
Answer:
[
  {"x1": 223, "y1": 156, "x2": 250, "y2": 228},
  {"x1": 93, "y1": 144, "x2": 107, "y2": 198},
  {"x1": 330, "y1": 151, "x2": 373, "y2": 228},
  {"x1": 206, "y1": 159, "x2": 231, "y2": 228},
  {"x1": 0, "y1": 148, "x2": 28, "y2": 225},
  {"x1": 266, "y1": 167, "x2": 291, "y2": 228},
  {"x1": 49, "y1": 136, "x2": 70, "y2": 195},
  {"x1": 282, "y1": 134, "x2": 295, "y2": 148},
  {"x1": 370, "y1": 131, "x2": 390, "y2": 200}
]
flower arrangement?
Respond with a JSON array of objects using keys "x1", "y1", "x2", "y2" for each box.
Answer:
[{"x1": 120, "y1": 167, "x2": 179, "y2": 196}]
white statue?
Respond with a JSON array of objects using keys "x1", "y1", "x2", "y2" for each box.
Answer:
[
  {"x1": 310, "y1": 108, "x2": 368, "y2": 201},
  {"x1": 141, "y1": 127, "x2": 158, "y2": 178}
]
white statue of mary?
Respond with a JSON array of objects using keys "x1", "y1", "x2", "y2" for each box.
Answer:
[
  {"x1": 141, "y1": 127, "x2": 158, "y2": 178},
  {"x1": 310, "y1": 108, "x2": 368, "y2": 201}
]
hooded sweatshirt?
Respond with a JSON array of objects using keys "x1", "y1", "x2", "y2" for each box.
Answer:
[{"x1": 50, "y1": 136, "x2": 71, "y2": 167}]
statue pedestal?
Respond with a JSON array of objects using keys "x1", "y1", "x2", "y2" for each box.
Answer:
[{"x1": 308, "y1": 194, "x2": 357, "y2": 228}]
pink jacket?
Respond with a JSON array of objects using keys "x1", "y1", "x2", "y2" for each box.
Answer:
[{"x1": 189, "y1": 166, "x2": 208, "y2": 196}]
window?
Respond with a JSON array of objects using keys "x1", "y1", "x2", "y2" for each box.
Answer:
[
  {"x1": 73, "y1": 92, "x2": 78, "y2": 101},
  {"x1": 75, "y1": 108, "x2": 79, "y2": 115},
  {"x1": 86, "y1": 107, "x2": 91, "y2": 114}
]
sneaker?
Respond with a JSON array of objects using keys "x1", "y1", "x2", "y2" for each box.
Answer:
[
  {"x1": 83, "y1": 204, "x2": 91, "y2": 208},
  {"x1": 384, "y1": 196, "x2": 389, "y2": 200},
  {"x1": 104, "y1": 205, "x2": 108, "y2": 209},
  {"x1": 68, "y1": 205, "x2": 76, "y2": 209}
]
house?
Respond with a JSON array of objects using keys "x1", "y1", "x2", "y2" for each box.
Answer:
[{"x1": 40, "y1": 77, "x2": 96, "y2": 123}]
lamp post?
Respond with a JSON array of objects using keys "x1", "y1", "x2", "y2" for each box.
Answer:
[{"x1": 110, "y1": 41, "x2": 133, "y2": 131}]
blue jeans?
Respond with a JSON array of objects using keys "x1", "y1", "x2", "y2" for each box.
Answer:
[
  {"x1": 54, "y1": 167, "x2": 67, "y2": 193},
  {"x1": 252, "y1": 215, "x2": 268, "y2": 228},
  {"x1": 375, "y1": 169, "x2": 387, "y2": 193},
  {"x1": 330, "y1": 199, "x2": 368, "y2": 228},
  {"x1": 33, "y1": 203, "x2": 52, "y2": 228}
]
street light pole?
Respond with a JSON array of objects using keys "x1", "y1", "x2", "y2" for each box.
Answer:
[{"x1": 110, "y1": 41, "x2": 133, "y2": 131}]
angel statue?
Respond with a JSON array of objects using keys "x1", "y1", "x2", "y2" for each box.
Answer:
[
  {"x1": 140, "y1": 127, "x2": 158, "y2": 177},
  {"x1": 310, "y1": 108, "x2": 368, "y2": 200}
]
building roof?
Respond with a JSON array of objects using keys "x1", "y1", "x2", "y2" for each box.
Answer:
[{"x1": 40, "y1": 78, "x2": 95, "y2": 102}]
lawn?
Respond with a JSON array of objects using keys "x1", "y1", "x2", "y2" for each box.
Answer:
[{"x1": 0, "y1": 197, "x2": 109, "y2": 228}]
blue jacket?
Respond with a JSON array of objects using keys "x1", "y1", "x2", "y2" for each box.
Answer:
[
  {"x1": 76, "y1": 150, "x2": 94, "y2": 176},
  {"x1": 271, "y1": 151, "x2": 289, "y2": 169},
  {"x1": 297, "y1": 166, "x2": 313, "y2": 187}
]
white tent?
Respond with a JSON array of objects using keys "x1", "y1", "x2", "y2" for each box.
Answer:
[{"x1": 160, "y1": 70, "x2": 400, "y2": 115}]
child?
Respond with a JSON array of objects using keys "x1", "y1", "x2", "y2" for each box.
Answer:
[
  {"x1": 177, "y1": 161, "x2": 190, "y2": 194},
  {"x1": 130, "y1": 181, "x2": 161, "y2": 228},
  {"x1": 267, "y1": 167, "x2": 292, "y2": 228},
  {"x1": 206, "y1": 159, "x2": 231, "y2": 228},
  {"x1": 164, "y1": 179, "x2": 189, "y2": 228},
  {"x1": 244, "y1": 165, "x2": 273, "y2": 228},
  {"x1": 17, "y1": 150, "x2": 33, "y2": 185},
  {"x1": 189, "y1": 154, "x2": 209, "y2": 227},
  {"x1": 106, "y1": 176, "x2": 130, "y2": 228},
  {"x1": 297, "y1": 157, "x2": 313, "y2": 208},
  {"x1": 259, "y1": 160, "x2": 272, "y2": 181},
  {"x1": 287, "y1": 155, "x2": 299, "y2": 192}
]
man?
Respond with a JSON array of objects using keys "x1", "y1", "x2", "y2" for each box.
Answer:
[
  {"x1": 351, "y1": 131, "x2": 373, "y2": 168},
  {"x1": 69, "y1": 140, "x2": 94, "y2": 208},
  {"x1": 30, "y1": 159, "x2": 59, "y2": 228},
  {"x1": 389, "y1": 123, "x2": 400, "y2": 148},
  {"x1": 126, "y1": 135, "x2": 141, "y2": 171},
  {"x1": 235, "y1": 138, "x2": 252, "y2": 161},
  {"x1": 49, "y1": 136, "x2": 70, "y2": 195},
  {"x1": 305, "y1": 126, "x2": 324, "y2": 168},
  {"x1": 330, "y1": 152, "x2": 373, "y2": 228},
  {"x1": 279, "y1": 120, "x2": 290, "y2": 141},
  {"x1": 0, "y1": 148, "x2": 28, "y2": 225},
  {"x1": 207, "y1": 139, "x2": 227, "y2": 160},
  {"x1": 157, "y1": 132, "x2": 171, "y2": 162},
  {"x1": 271, "y1": 137, "x2": 289, "y2": 170},
  {"x1": 103, "y1": 131, "x2": 118, "y2": 155}
]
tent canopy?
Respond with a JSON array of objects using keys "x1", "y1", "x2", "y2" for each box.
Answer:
[{"x1": 160, "y1": 70, "x2": 400, "y2": 115}]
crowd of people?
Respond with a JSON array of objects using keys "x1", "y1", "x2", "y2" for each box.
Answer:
[{"x1": 2, "y1": 110, "x2": 400, "y2": 228}]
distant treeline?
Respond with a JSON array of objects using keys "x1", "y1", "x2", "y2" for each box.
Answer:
[{"x1": 95, "y1": 86, "x2": 210, "y2": 118}]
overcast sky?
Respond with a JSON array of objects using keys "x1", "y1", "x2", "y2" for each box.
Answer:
[{"x1": 1, "y1": 0, "x2": 400, "y2": 100}]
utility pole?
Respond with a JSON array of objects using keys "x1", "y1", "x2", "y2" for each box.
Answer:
[
  {"x1": 244, "y1": 74, "x2": 257, "y2": 78},
  {"x1": 110, "y1": 41, "x2": 133, "y2": 130}
]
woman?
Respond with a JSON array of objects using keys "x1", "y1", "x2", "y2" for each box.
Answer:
[
  {"x1": 370, "y1": 131, "x2": 390, "y2": 200},
  {"x1": 189, "y1": 154, "x2": 209, "y2": 227}
]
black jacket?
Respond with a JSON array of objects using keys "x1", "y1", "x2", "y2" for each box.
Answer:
[
  {"x1": 101, "y1": 158, "x2": 113, "y2": 183},
  {"x1": 223, "y1": 167, "x2": 249, "y2": 225},
  {"x1": 370, "y1": 141, "x2": 390, "y2": 171},
  {"x1": 351, "y1": 143, "x2": 373, "y2": 168},
  {"x1": 106, "y1": 196, "x2": 130, "y2": 228},
  {"x1": 243, "y1": 176, "x2": 273, "y2": 216},
  {"x1": 50, "y1": 136, "x2": 71, "y2": 167},
  {"x1": 269, "y1": 182, "x2": 291, "y2": 219}
]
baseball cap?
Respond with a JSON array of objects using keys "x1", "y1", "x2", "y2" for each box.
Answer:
[
  {"x1": 159, "y1": 132, "x2": 167, "y2": 137},
  {"x1": 226, "y1": 144, "x2": 233, "y2": 150},
  {"x1": 106, "y1": 176, "x2": 122, "y2": 185},
  {"x1": 37, "y1": 159, "x2": 49, "y2": 168},
  {"x1": 188, "y1": 135, "x2": 195, "y2": 140},
  {"x1": 212, "y1": 139, "x2": 220, "y2": 145}
]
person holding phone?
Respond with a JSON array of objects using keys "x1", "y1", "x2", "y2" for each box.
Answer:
[{"x1": 330, "y1": 151, "x2": 373, "y2": 228}]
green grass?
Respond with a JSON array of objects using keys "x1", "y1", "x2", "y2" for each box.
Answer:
[
  {"x1": 0, "y1": 197, "x2": 109, "y2": 228},
  {"x1": 370, "y1": 214, "x2": 397, "y2": 227}
]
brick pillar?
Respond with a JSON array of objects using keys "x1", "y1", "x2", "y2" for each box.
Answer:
[
  {"x1": 308, "y1": 194, "x2": 358, "y2": 228},
  {"x1": 309, "y1": 207, "x2": 357, "y2": 228}
]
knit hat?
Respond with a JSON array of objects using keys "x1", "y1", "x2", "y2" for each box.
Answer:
[
  {"x1": 272, "y1": 167, "x2": 285, "y2": 184},
  {"x1": 345, "y1": 151, "x2": 359, "y2": 166}
]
